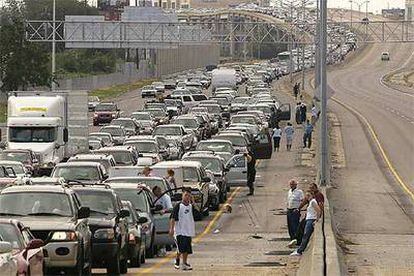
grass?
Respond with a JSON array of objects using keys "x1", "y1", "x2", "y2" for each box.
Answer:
[
  {"x1": 90, "y1": 79, "x2": 157, "y2": 100},
  {"x1": 0, "y1": 103, "x2": 7, "y2": 123}
]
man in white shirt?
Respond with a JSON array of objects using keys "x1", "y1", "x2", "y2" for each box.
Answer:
[
  {"x1": 286, "y1": 179, "x2": 304, "y2": 240},
  {"x1": 169, "y1": 189, "x2": 196, "y2": 270},
  {"x1": 153, "y1": 186, "x2": 173, "y2": 212}
]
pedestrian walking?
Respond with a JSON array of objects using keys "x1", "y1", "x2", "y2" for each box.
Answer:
[
  {"x1": 166, "y1": 169, "x2": 177, "y2": 189},
  {"x1": 288, "y1": 183, "x2": 324, "y2": 248},
  {"x1": 300, "y1": 102, "x2": 307, "y2": 123},
  {"x1": 272, "y1": 125, "x2": 282, "y2": 152},
  {"x1": 295, "y1": 103, "x2": 301, "y2": 124},
  {"x1": 245, "y1": 151, "x2": 256, "y2": 196},
  {"x1": 169, "y1": 189, "x2": 196, "y2": 270},
  {"x1": 303, "y1": 120, "x2": 314, "y2": 148},
  {"x1": 286, "y1": 180, "x2": 304, "y2": 240},
  {"x1": 290, "y1": 190, "x2": 321, "y2": 256},
  {"x1": 293, "y1": 83, "x2": 299, "y2": 99},
  {"x1": 284, "y1": 122, "x2": 295, "y2": 151}
]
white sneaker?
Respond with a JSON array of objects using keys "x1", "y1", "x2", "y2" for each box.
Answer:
[
  {"x1": 158, "y1": 248, "x2": 167, "y2": 257},
  {"x1": 290, "y1": 250, "x2": 302, "y2": 256},
  {"x1": 182, "y1": 263, "x2": 193, "y2": 270},
  {"x1": 174, "y1": 258, "x2": 180, "y2": 269},
  {"x1": 287, "y1": 239, "x2": 297, "y2": 248}
]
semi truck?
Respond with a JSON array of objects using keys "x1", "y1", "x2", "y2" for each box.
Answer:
[
  {"x1": 211, "y1": 68, "x2": 237, "y2": 91},
  {"x1": 4, "y1": 91, "x2": 89, "y2": 174}
]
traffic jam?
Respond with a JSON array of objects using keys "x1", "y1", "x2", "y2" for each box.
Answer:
[{"x1": 0, "y1": 62, "x2": 294, "y2": 275}]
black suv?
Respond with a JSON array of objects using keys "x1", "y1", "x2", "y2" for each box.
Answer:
[{"x1": 71, "y1": 185, "x2": 130, "y2": 274}]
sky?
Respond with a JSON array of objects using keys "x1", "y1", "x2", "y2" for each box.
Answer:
[{"x1": 328, "y1": 0, "x2": 405, "y2": 14}]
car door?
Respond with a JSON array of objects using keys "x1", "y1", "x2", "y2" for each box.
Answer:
[
  {"x1": 226, "y1": 154, "x2": 247, "y2": 186},
  {"x1": 278, "y1": 103, "x2": 291, "y2": 121},
  {"x1": 251, "y1": 132, "x2": 273, "y2": 159},
  {"x1": 150, "y1": 191, "x2": 174, "y2": 246}
]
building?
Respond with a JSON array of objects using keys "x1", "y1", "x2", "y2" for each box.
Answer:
[{"x1": 406, "y1": 0, "x2": 413, "y2": 21}]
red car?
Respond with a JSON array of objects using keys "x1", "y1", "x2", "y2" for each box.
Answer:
[
  {"x1": 0, "y1": 219, "x2": 44, "y2": 276},
  {"x1": 93, "y1": 103, "x2": 121, "y2": 126}
]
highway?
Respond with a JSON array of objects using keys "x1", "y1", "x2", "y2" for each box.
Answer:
[{"x1": 326, "y1": 42, "x2": 414, "y2": 274}]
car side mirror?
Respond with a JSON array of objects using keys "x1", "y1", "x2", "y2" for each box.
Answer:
[
  {"x1": 202, "y1": 176, "x2": 211, "y2": 183},
  {"x1": 137, "y1": 216, "x2": 148, "y2": 224},
  {"x1": 119, "y1": 209, "x2": 130, "y2": 218},
  {"x1": 26, "y1": 239, "x2": 44, "y2": 250},
  {"x1": 63, "y1": 128, "x2": 69, "y2": 143},
  {"x1": 78, "y1": 206, "x2": 90, "y2": 219}
]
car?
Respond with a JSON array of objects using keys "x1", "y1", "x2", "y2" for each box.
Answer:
[
  {"x1": 0, "y1": 219, "x2": 44, "y2": 276},
  {"x1": 100, "y1": 125, "x2": 127, "y2": 146},
  {"x1": 164, "y1": 99, "x2": 181, "y2": 117},
  {"x1": 107, "y1": 183, "x2": 158, "y2": 258},
  {"x1": 88, "y1": 137, "x2": 104, "y2": 150},
  {"x1": 51, "y1": 162, "x2": 109, "y2": 184},
  {"x1": 70, "y1": 185, "x2": 130, "y2": 274},
  {"x1": 196, "y1": 140, "x2": 236, "y2": 163},
  {"x1": 0, "y1": 161, "x2": 29, "y2": 178},
  {"x1": 215, "y1": 133, "x2": 250, "y2": 153},
  {"x1": 0, "y1": 185, "x2": 92, "y2": 274},
  {"x1": 381, "y1": 52, "x2": 390, "y2": 61},
  {"x1": 93, "y1": 103, "x2": 120, "y2": 126},
  {"x1": 88, "y1": 96, "x2": 100, "y2": 111},
  {"x1": 153, "y1": 125, "x2": 195, "y2": 151},
  {"x1": 182, "y1": 153, "x2": 228, "y2": 205},
  {"x1": 145, "y1": 108, "x2": 169, "y2": 125},
  {"x1": 0, "y1": 165, "x2": 18, "y2": 191},
  {"x1": 130, "y1": 112, "x2": 155, "y2": 134},
  {"x1": 141, "y1": 85, "x2": 157, "y2": 98},
  {"x1": 152, "y1": 82, "x2": 165, "y2": 94},
  {"x1": 68, "y1": 154, "x2": 116, "y2": 174},
  {"x1": 93, "y1": 146, "x2": 138, "y2": 166},
  {"x1": 89, "y1": 132, "x2": 114, "y2": 147},
  {"x1": 0, "y1": 149, "x2": 40, "y2": 177},
  {"x1": 198, "y1": 104, "x2": 223, "y2": 127},
  {"x1": 151, "y1": 161, "x2": 211, "y2": 220},
  {"x1": 121, "y1": 201, "x2": 147, "y2": 267},
  {"x1": 124, "y1": 140, "x2": 162, "y2": 164},
  {"x1": 172, "y1": 115, "x2": 205, "y2": 142},
  {"x1": 110, "y1": 118, "x2": 141, "y2": 136}
]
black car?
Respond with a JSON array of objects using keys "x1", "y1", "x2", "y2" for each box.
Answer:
[{"x1": 71, "y1": 185, "x2": 130, "y2": 274}]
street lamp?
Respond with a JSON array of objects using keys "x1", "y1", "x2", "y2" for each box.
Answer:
[
  {"x1": 51, "y1": 0, "x2": 56, "y2": 91},
  {"x1": 349, "y1": 0, "x2": 353, "y2": 27}
]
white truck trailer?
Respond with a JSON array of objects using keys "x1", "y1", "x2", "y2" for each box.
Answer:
[
  {"x1": 211, "y1": 68, "x2": 237, "y2": 91},
  {"x1": 5, "y1": 91, "x2": 88, "y2": 174}
]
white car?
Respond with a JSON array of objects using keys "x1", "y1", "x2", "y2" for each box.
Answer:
[{"x1": 381, "y1": 52, "x2": 390, "y2": 61}]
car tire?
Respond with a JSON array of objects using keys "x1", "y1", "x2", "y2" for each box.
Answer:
[
  {"x1": 119, "y1": 256, "x2": 128, "y2": 274},
  {"x1": 107, "y1": 250, "x2": 120, "y2": 275}
]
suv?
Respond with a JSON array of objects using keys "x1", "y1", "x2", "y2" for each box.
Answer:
[
  {"x1": 153, "y1": 125, "x2": 195, "y2": 151},
  {"x1": 68, "y1": 154, "x2": 116, "y2": 173},
  {"x1": 0, "y1": 185, "x2": 92, "y2": 274},
  {"x1": 93, "y1": 146, "x2": 138, "y2": 166},
  {"x1": 93, "y1": 103, "x2": 120, "y2": 126},
  {"x1": 70, "y1": 185, "x2": 130, "y2": 274},
  {"x1": 100, "y1": 125, "x2": 127, "y2": 145},
  {"x1": 51, "y1": 162, "x2": 109, "y2": 184}
]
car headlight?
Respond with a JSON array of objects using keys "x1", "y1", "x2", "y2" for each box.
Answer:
[
  {"x1": 94, "y1": 229, "x2": 115, "y2": 240},
  {"x1": 51, "y1": 231, "x2": 77, "y2": 241},
  {"x1": 112, "y1": 114, "x2": 116, "y2": 118},
  {"x1": 93, "y1": 114, "x2": 98, "y2": 118}
]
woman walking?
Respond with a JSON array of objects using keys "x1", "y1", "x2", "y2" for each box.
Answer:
[
  {"x1": 272, "y1": 124, "x2": 282, "y2": 152},
  {"x1": 284, "y1": 122, "x2": 295, "y2": 151}
]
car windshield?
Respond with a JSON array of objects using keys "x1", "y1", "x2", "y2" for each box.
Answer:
[
  {"x1": 9, "y1": 127, "x2": 56, "y2": 143},
  {"x1": 146, "y1": 109, "x2": 165, "y2": 117},
  {"x1": 125, "y1": 141, "x2": 157, "y2": 153},
  {"x1": 164, "y1": 100, "x2": 177, "y2": 107},
  {"x1": 0, "y1": 192, "x2": 73, "y2": 217},
  {"x1": 197, "y1": 142, "x2": 232, "y2": 153},
  {"x1": 90, "y1": 134, "x2": 110, "y2": 144},
  {"x1": 185, "y1": 158, "x2": 221, "y2": 173},
  {"x1": 192, "y1": 95, "x2": 208, "y2": 101},
  {"x1": 131, "y1": 113, "x2": 151, "y2": 121},
  {"x1": 138, "y1": 179, "x2": 167, "y2": 191},
  {"x1": 75, "y1": 190, "x2": 115, "y2": 216},
  {"x1": 183, "y1": 167, "x2": 199, "y2": 182},
  {"x1": 173, "y1": 119, "x2": 198, "y2": 129},
  {"x1": 231, "y1": 117, "x2": 256, "y2": 125},
  {"x1": 0, "y1": 224, "x2": 24, "y2": 250},
  {"x1": 97, "y1": 151, "x2": 133, "y2": 165},
  {"x1": 212, "y1": 98, "x2": 229, "y2": 105},
  {"x1": 153, "y1": 127, "x2": 182, "y2": 136},
  {"x1": 202, "y1": 105, "x2": 221, "y2": 114},
  {"x1": 218, "y1": 136, "x2": 247, "y2": 147},
  {"x1": 113, "y1": 188, "x2": 149, "y2": 212},
  {"x1": 234, "y1": 98, "x2": 248, "y2": 104},
  {"x1": 89, "y1": 96, "x2": 99, "y2": 102},
  {"x1": 111, "y1": 120, "x2": 135, "y2": 128},
  {"x1": 53, "y1": 166, "x2": 100, "y2": 181},
  {"x1": 251, "y1": 106, "x2": 271, "y2": 114},
  {"x1": 0, "y1": 152, "x2": 30, "y2": 163},
  {"x1": 156, "y1": 137, "x2": 168, "y2": 148},
  {"x1": 101, "y1": 127, "x2": 123, "y2": 136},
  {"x1": 95, "y1": 104, "x2": 116, "y2": 111}
]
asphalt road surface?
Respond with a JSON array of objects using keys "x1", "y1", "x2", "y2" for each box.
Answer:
[{"x1": 327, "y1": 43, "x2": 414, "y2": 275}]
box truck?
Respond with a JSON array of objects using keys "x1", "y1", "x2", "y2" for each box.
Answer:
[
  {"x1": 5, "y1": 91, "x2": 88, "y2": 174},
  {"x1": 211, "y1": 68, "x2": 237, "y2": 91}
]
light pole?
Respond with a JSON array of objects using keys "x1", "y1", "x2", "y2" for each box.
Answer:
[
  {"x1": 365, "y1": 0, "x2": 369, "y2": 19},
  {"x1": 349, "y1": 0, "x2": 353, "y2": 27},
  {"x1": 51, "y1": 0, "x2": 56, "y2": 91}
]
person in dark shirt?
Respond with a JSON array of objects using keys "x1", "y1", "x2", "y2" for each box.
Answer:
[{"x1": 245, "y1": 151, "x2": 256, "y2": 196}]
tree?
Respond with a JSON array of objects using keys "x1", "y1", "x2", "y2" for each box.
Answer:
[
  {"x1": 24, "y1": 0, "x2": 99, "y2": 21},
  {"x1": 0, "y1": 0, "x2": 52, "y2": 91}
]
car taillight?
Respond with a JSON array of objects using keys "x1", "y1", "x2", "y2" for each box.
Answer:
[{"x1": 128, "y1": 233, "x2": 136, "y2": 244}]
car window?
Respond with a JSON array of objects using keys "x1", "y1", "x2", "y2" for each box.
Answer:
[
  {"x1": 228, "y1": 155, "x2": 246, "y2": 168},
  {"x1": 183, "y1": 167, "x2": 199, "y2": 182},
  {"x1": 114, "y1": 188, "x2": 150, "y2": 212},
  {"x1": 0, "y1": 223, "x2": 24, "y2": 249},
  {"x1": 75, "y1": 190, "x2": 116, "y2": 216},
  {"x1": 52, "y1": 166, "x2": 100, "y2": 181},
  {"x1": 183, "y1": 96, "x2": 192, "y2": 102},
  {"x1": 0, "y1": 192, "x2": 73, "y2": 217},
  {"x1": 257, "y1": 133, "x2": 270, "y2": 144}
]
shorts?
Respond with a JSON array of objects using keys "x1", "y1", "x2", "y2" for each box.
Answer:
[{"x1": 176, "y1": 235, "x2": 193, "y2": 254}]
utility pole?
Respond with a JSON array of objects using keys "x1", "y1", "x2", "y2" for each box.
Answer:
[
  {"x1": 301, "y1": 0, "x2": 306, "y2": 90},
  {"x1": 365, "y1": 0, "x2": 369, "y2": 19},
  {"x1": 51, "y1": 0, "x2": 56, "y2": 91},
  {"x1": 319, "y1": 0, "x2": 328, "y2": 186},
  {"x1": 349, "y1": 0, "x2": 353, "y2": 27},
  {"x1": 315, "y1": 0, "x2": 320, "y2": 93},
  {"x1": 289, "y1": 4, "x2": 294, "y2": 83}
]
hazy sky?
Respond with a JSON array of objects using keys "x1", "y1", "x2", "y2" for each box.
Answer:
[{"x1": 328, "y1": 0, "x2": 405, "y2": 14}]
